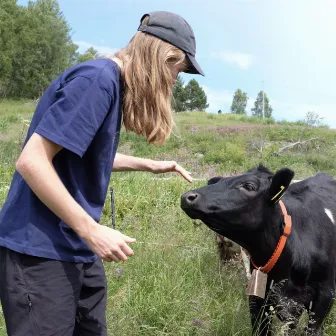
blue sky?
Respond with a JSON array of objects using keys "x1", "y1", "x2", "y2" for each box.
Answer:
[{"x1": 18, "y1": 0, "x2": 336, "y2": 127}]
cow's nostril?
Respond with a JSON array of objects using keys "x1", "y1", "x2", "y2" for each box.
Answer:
[
  {"x1": 187, "y1": 193, "x2": 198, "y2": 203},
  {"x1": 181, "y1": 191, "x2": 201, "y2": 209}
]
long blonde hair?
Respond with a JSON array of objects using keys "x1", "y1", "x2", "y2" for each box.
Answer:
[{"x1": 112, "y1": 16, "x2": 187, "y2": 145}]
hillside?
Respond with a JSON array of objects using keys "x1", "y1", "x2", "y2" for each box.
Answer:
[
  {"x1": 2, "y1": 99, "x2": 335, "y2": 182},
  {"x1": 1, "y1": 100, "x2": 336, "y2": 335},
  {"x1": 120, "y1": 111, "x2": 336, "y2": 180}
]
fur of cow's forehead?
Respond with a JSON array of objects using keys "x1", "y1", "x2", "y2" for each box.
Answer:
[
  {"x1": 247, "y1": 164, "x2": 274, "y2": 176},
  {"x1": 208, "y1": 165, "x2": 279, "y2": 185}
]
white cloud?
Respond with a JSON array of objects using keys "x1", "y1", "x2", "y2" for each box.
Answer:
[
  {"x1": 211, "y1": 51, "x2": 254, "y2": 70},
  {"x1": 74, "y1": 40, "x2": 119, "y2": 56},
  {"x1": 201, "y1": 85, "x2": 233, "y2": 112},
  {"x1": 202, "y1": 85, "x2": 256, "y2": 114}
]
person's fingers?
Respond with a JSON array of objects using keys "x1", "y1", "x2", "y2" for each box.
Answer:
[
  {"x1": 152, "y1": 161, "x2": 193, "y2": 179},
  {"x1": 174, "y1": 164, "x2": 193, "y2": 183},
  {"x1": 122, "y1": 235, "x2": 136, "y2": 244},
  {"x1": 103, "y1": 254, "x2": 120, "y2": 263},
  {"x1": 120, "y1": 242, "x2": 134, "y2": 257},
  {"x1": 113, "y1": 247, "x2": 128, "y2": 262}
]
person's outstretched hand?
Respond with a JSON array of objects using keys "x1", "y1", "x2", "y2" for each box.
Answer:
[
  {"x1": 150, "y1": 161, "x2": 193, "y2": 183},
  {"x1": 84, "y1": 224, "x2": 136, "y2": 262}
]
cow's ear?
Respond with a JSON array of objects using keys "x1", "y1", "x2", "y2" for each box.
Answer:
[
  {"x1": 268, "y1": 168, "x2": 294, "y2": 203},
  {"x1": 207, "y1": 176, "x2": 223, "y2": 185}
]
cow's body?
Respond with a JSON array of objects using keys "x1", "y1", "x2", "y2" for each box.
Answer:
[{"x1": 180, "y1": 165, "x2": 336, "y2": 335}]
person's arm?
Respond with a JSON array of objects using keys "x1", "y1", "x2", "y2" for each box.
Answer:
[
  {"x1": 112, "y1": 153, "x2": 155, "y2": 172},
  {"x1": 112, "y1": 153, "x2": 193, "y2": 182},
  {"x1": 16, "y1": 133, "x2": 135, "y2": 263}
]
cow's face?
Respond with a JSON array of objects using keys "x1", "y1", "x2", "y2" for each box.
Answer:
[{"x1": 180, "y1": 165, "x2": 294, "y2": 239}]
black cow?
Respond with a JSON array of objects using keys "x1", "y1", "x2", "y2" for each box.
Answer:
[{"x1": 180, "y1": 165, "x2": 336, "y2": 335}]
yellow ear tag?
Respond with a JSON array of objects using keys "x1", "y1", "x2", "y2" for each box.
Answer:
[{"x1": 271, "y1": 185, "x2": 285, "y2": 202}]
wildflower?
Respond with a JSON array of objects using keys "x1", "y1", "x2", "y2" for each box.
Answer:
[
  {"x1": 191, "y1": 318, "x2": 203, "y2": 327},
  {"x1": 115, "y1": 267, "x2": 123, "y2": 277}
]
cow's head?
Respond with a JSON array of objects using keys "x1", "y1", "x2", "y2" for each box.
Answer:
[{"x1": 180, "y1": 165, "x2": 294, "y2": 241}]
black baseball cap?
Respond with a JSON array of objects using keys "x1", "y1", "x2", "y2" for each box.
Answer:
[{"x1": 138, "y1": 11, "x2": 205, "y2": 76}]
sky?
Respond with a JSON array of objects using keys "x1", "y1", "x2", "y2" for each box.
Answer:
[{"x1": 18, "y1": 0, "x2": 336, "y2": 128}]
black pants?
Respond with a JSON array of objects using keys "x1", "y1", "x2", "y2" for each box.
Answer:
[{"x1": 0, "y1": 246, "x2": 107, "y2": 336}]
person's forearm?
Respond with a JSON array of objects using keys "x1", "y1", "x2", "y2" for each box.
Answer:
[
  {"x1": 16, "y1": 152, "x2": 97, "y2": 240},
  {"x1": 112, "y1": 153, "x2": 154, "y2": 172}
]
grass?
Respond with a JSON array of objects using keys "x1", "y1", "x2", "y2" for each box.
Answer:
[
  {"x1": 99, "y1": 175, "x2": 251, "y2": 335},
  {"x1": 1, "y1": 99, "x2": 336, "y2": 335}
]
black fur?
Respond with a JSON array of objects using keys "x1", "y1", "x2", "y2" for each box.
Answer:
[{"x1": 181, "y1": 165, "x2": 336, "y2": 335}]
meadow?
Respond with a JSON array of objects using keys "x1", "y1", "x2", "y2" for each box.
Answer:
[{"x1": 0, "y1": 99, "x2": 336, "y2": 335}]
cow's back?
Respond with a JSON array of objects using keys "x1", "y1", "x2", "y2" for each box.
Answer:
[
  {"x1": 288, "y1": 172, "x2": 336, "y2": 209},
  {"x1": 285, "y1": 172, "x2": 336, "y2": 275}
]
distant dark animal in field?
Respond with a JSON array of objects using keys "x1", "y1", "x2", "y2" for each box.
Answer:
[{"x1": 181, "y1": 165, "x2": 336, "y2": 335}]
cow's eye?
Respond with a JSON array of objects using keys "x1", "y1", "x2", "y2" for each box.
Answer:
[{"x1": 243, "y1": 182, "x2": 255, "y2": 191}]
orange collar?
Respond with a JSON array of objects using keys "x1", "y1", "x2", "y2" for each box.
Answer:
[{"x1": 249, "y1": 200, "x2": 292, "y2": 273}]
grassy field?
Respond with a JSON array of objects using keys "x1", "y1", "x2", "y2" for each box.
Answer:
[{"x1": 1, "y1": 99, "x2": 336, "y2": 335}]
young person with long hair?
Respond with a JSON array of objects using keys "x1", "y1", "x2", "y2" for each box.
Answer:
[{"x1": 0, "y1": 11, "x2": 204, "y2": 335}]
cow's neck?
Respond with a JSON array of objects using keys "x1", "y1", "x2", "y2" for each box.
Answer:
[{"x1": 242, "y1": 206, "x2": 287, "y2": 270}]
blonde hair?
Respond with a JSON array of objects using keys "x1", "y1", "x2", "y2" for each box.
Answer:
[{"x1": 112, "y1": 16, "x2": 187, "y2": 145}]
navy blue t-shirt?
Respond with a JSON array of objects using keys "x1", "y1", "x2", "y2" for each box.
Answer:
[{"x1": 0, "y1": 58, "x2": 123, "y2": 262}]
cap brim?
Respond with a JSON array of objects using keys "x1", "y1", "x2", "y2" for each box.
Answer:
[{"x1": 185, "y1": 53, "x2": 205, "y2": 76}]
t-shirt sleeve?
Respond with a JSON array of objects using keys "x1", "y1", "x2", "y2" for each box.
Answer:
[{"x1": 35, "y1": 75, "x2": 113, "y2": 158}]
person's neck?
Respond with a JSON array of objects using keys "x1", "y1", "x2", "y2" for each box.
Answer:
[{"x1": 111, "y1": 56, "x2": 123, "y2": 70}]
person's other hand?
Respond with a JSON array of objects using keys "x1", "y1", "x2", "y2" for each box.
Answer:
[{"x1": 84, "y1": 225, "x2": 136, "y2": 262}]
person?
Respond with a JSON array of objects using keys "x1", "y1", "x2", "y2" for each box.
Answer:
[{"x1": 0, "y1": 10, "x2": 204, "y2": 336}]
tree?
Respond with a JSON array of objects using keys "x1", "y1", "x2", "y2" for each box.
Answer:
[
  {"x1": 0, "y1": 0, "x2": 78, "y2": 98},
  {"x1": 251, "y1": 91, "x2": 273, "y2": 118},
  {"x1": 76, "y1": 47, "x2": 98, "y2": 64},
  {"x1": 0, "y1": 0, "x2": 21, "y2": 97},
  {"x1": 172, "y1": 75, "x2": 187, "y2": 112},
  {"x1": 230, "y1": 89, "x2": 248, "y2": 115},
  {"x1": 184, "y1": 79, "x2": 209, "y2": 111},
  {"x1": 304, "y1": 111, "x2": 324, "y2": 127}
]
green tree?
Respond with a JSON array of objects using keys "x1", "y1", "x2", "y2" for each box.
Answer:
[
  {"x1": 230, "y1": 88, "x2": 248, "y2": 115},
  {"x1": 76, "y1": 47, "x2": 98, "y2": 64},
  {"x1": 184, "y1": 79, "x2": 209, "y2": 111},
  {"x1": 172, "y1": 75, "x2": 186, "y2": 112},
  {"x1": 0, "y1": 0, "x2": 20, "y2": 97},
  {"x1": 304, "y1": 111, "x2": 324, "y2": 127},
  {"x1": 251, "y1": 91, "x2": 273, "y2": 118},
  {"x1": 0, "y1": 0, "x2": 78, "y2": 98}
]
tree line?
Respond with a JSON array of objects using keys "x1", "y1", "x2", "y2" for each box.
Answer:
[{"x1": 229, "y1": 88, "x2": 273, "y2": 118}]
